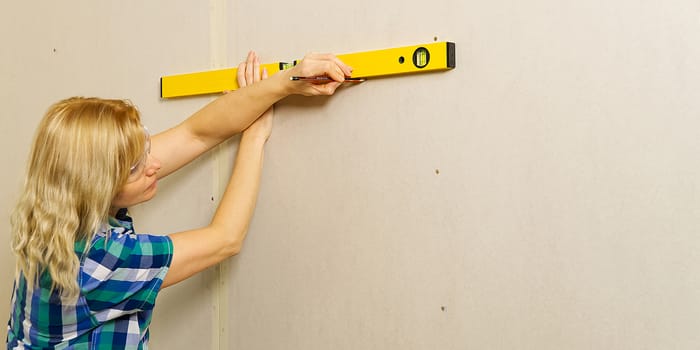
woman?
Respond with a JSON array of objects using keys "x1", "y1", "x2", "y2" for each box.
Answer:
[{"x1": 6, "y1": 51, "x2": 353, "y2": 349}]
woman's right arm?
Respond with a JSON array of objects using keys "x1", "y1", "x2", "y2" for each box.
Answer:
[
  {"x1": 161, "y1": 52, "x2": 292, "y2": 289},
  {"x1": 161, "y1": 126, "x2": 268, "y2": 289}
]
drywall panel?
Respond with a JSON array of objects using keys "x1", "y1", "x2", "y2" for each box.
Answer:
[
  {"x1": 4, "y1": 0, "x2": 700, "y2": 349},
  {"x1": 1, "y1": 1, "x2": 218, "y2": 348},
  {"x1": 224, "y1": 0, "x2": 700, "y2": 349}
]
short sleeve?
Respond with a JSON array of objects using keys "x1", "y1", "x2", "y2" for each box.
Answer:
[{"x1": 80, "y1": 228, "x2": 173, "y2": 322}]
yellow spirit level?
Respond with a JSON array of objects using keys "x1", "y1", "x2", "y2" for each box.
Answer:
[{"x1": 160, "y1": 41, "x2": 455, "y2": 98}]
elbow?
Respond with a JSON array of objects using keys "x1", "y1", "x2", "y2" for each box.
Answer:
[
  {"x1": 209, "y1": 220, "x2": 249, "y2": 258},
  {"x1": 220, "y1": 228, "x2": 246, "y2": 257},
  {"x1": 226, "y1": 239, "x2": 243, "y2": 256}
]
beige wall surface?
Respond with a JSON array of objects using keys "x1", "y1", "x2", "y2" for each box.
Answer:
[
  {"x1": 0, "y1": 1, "x2": 220, "y2": 348},
  {"x1": 2, "y1": 0, "x2": 700, "y2": 349},
  {"x1": 225, "y1": 0, "x2": 700, "y2": 349}
]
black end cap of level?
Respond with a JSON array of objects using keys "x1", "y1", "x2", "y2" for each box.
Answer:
[{"x1": 446, "y1": 42, "x2": 456, "y2": 68}]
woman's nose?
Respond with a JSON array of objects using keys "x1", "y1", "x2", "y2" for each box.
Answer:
[{"x1": 145, "y1": 154, "x2": 162, "y2": 176}]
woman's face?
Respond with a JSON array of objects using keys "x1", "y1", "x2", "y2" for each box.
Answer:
[
  {"x1": 111, "y1": 127, "x2": 162, "y2": 210},
  {"x1": 111, "y1": 152, "x2": 161, "y2": 209}
]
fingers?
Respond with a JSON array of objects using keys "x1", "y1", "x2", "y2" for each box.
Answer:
[
  {"x1": 290, "y1": 53, "x2": 353, "y2": 91},
  {"x1": 324, "y1": 61, "x2": 346, "y2": 83},
  {"x1": 245, "y1": 52, "x2": 254, "y2": 84},
  {"x1": 319, "y1": 53, "x2": 353, "y2": 78},
  {"x1": 253, "y1": 56, "x2": 260, "y2": 83},
  {"x1": 236, "y1": 61, "x2": 246, "y2": 88},
  {"x1": 304, "y1": 53, "x2": 353, "y2": 80},
  {"x1": 335, "y1": 57, "x2": 353, "y2": 77},
  {"x1": 236, "y1": 51, "x2": 267, "y2": 90},
  {"x1": 236, "y1": 50, "x2": 354, "y2": 97},
  {"x1": 318, "y1": 81, "x2": 342, "y2": 95}
]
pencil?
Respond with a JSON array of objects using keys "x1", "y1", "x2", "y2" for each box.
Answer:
[{"x1": 290, "y1": 76, "x2": 366, "y2": 82}]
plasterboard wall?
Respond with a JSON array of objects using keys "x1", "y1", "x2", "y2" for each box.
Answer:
[
  {"x1": 3, "y1": 0, "x2": 700, "y2": 349},
  {"x1": 223, "y1": 0, "x2": 700, "y2": 349},
  {"x1": 1, "y1": 1, "x2": 219, "y2": 348}
]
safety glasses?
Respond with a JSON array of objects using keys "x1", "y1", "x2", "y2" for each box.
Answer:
[{"x1": 126, "y1": 126, "x2": 151, "y2": 183}]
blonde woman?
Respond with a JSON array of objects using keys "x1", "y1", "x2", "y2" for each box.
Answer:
[{"x1": 7, "y1": 51, "x2": 353, "y2": 349}]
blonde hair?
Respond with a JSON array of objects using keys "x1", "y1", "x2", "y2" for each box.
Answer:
[{"x1": 11, "y1": 97, "x2": 145, "y2": 298}]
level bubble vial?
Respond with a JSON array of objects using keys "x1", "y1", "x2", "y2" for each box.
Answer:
[{"x1": 412, "y1": 47, "x2": 430, "y2": 68}]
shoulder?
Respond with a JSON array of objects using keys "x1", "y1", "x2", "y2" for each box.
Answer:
[
  {"x1": 92, "y1": 209, "x2": 173, "y2": 268},
  {"x1": 80, "y1": 227, "x2": 174, "y2": 314},
  {"x1": 92, "y1": 228, "x2": 172, "y2": 266},
  {"x1": 81, "y1": 225, "x2": 173, "y2": 292}
]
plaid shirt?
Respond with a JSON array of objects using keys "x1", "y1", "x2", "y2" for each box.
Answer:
[{"x1": 7, "y1": 209, "x2": 173, "y2": 349}]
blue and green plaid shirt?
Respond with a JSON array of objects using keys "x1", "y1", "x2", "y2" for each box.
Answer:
[{"x1": 7, "y1": 209, "x2": 173, "y2": 349}]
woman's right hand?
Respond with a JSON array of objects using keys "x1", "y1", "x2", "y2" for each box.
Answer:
[
  {"x1": 237, "y1": 51, "x2": 273, "y2": 143},
  {"x1": 283, "y1": 53, "x2": 354, "y2": 96}
]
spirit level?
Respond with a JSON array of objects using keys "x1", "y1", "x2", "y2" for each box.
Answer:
[{"x1": 160, "y1": 41, "x2": 455, "y2": 98}]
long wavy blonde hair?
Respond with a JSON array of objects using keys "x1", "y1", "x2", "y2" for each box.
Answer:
[{"x1": 11, "y1": 97, "x2": 146, "y2": 298}]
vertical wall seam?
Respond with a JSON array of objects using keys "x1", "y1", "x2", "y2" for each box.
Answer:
[{"x1": 209, "y1": 0, "x2": 228, "y2": 349}]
